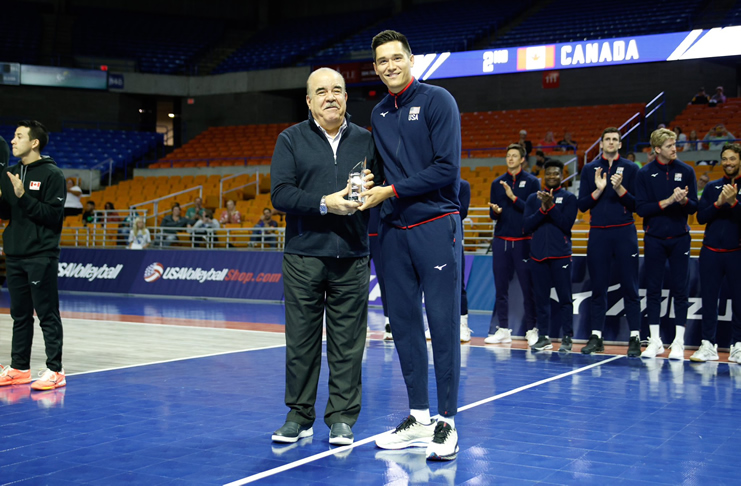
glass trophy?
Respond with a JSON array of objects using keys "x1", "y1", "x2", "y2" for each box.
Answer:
[{"x1": 348, "y1": 158, "x2": 366, "y2": 202}]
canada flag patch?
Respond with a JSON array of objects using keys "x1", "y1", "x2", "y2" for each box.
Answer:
[{"x1": 29, "y1": 181, "x2": 41, "y2": 190}]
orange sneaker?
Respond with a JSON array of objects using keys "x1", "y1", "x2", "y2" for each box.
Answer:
[
  {"x1": 31, "y1": 369, "x2": 66, "y2": 391},
  {"x1": 0, "y1": 366, "x2": 32, "y2": 386}
]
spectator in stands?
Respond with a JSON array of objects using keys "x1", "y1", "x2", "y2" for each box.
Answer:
[
  {"x1": 697, "y1": 173, "x2": 710, "y2": 198},
  {"x1": 626, "y1": 152, "x2": 642, "y2": 168},
  {"x1": 530, "y1": 149, "x2": 555, "y2": 176},
  {"x1": 220, "y1": 199, "x2": 242, "y2": 224},
  {"x1": 674, "y1": 126, "x2": 687, "y2": 150},
  {"x1": 252, "y1": 207, "x2": 278, "y2": 247},
  {"x1": 191, "y1": 209, "x2": 220, "y2": 247},
  {"x1": 159, "y1": 205, "x2": 190, "y2": 247},
  {"x1": 185, "y1": 196, "x2": 205, "y2": 220},
  {"x1": 557, "y1": 132, "x2": 577, "y2": 152},
  {"x1": 685, "y1": 130, "x2": 702, "y2": 151},
  {"x1": 704, "y1": 124, "x2": 736, "y2": 150},
  {"x1": 128, "y1": 217, "x2": 150, "y2": 249},
  {"x1": 518, "y1": 129, "x2": 533, "y2": 157},
  {"x1": 690, "y1": 87, "x2": 709, "y2": 105},
  {"x1": 63, "y1": 179, "x2": 83, "y2": 217},
  {"x1": 538, "y1": 131, "x2": 557, "y2": 153},
  {"x1": 82, "y1": 201, "x2": 96, "y2": 226},
  {"x1": 102, "y1": 201, "x2": 122, "y2": 224},
  {"x1": 709, "y1": 86, "x2": 726, "y2": 105}
]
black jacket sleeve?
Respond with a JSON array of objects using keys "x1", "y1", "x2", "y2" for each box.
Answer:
[{"x1": 17, "y1": 168, "x2": 66, "y2": 229}]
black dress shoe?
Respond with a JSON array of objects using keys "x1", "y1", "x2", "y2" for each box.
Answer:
[
  {"x1": 272, "y1": 421, "x2": 313, "y2": 443},
  {"x1": 329, "y1": 422, "x2": 354, "y2": 446}
]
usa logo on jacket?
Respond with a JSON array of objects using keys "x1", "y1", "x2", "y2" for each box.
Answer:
[{"x1": 409, "y1": 106, "x2": 420, "y2": 121}]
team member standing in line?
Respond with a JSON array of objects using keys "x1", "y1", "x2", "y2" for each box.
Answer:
[
  {"x1": 524, "y1": 160, "x2": 578, "y2": 352},
  {"x1": 635, "y1": 128, "x2": 698, "y2": 359},
  {"x1": 459, "y1": 178, "x2": 472, "y2": 342},
  {"x1": 360, "y1": 30, "x2": 462, "y2": 461},
  {"x1": 485, "y1": 143, "x2": 540, "y2": 345},
  {"x1": 270, "y1": 68, "x2": 378, "y2": 446},
  {"x1": 691, "y1": 143, "x2": 741, "y2": 363},
  {"x1": 577, "y1": 128, "x2": 642, "y2": 357},
  {"x1": 0, "y1": 121, "x2": 67, "y2": 390}
]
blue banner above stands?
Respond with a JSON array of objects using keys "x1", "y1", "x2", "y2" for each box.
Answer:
[
  {"x1": 58, "y1": 248, "x2": 285, "y2": 301},
  {"x1": 411, "y1": 26, "x2": 741, "y2": 80}
]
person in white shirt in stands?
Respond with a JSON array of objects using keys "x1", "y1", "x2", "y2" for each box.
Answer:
[
  {"x1": 63, "y1": 179, "x2": 83, "y2": 217},
  {"x1": 128, "y1": 217, "x2": 151, "y2": 249},
  {"x1": 191, "y1": 209, "x2": 220, "y2": 247}
]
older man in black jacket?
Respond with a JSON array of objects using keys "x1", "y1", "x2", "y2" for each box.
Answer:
[{"x1": 270, "y1": 68, "x2": 379, "y2": 446}]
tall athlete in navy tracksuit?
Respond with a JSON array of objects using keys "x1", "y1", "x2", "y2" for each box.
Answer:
[
  {"x1": 524, "y1": 159, "x2": 578, "y2": 352},
  {"x1": 361, "y1": 30, "x2": 461, "y2": 461},
  {"x1": 691, "y1": 143, "x2": 741, "y2": 363},
  {"x1": 486, "y1": 143, "x2": 540, "y2": 345},
  {"x1": 459, "y1": 179, "x2": 471, "y2": 341},
  {"x1": 577, "y1": 128, "x2": 642, "y2": 357},
  {"x1": 635, "y1": 128, "x2": 698, "y2": 359}
]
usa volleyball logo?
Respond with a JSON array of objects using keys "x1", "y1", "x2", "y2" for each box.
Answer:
[{"x1": 144, "y1": 262, "x2": 164, "y2": 283}]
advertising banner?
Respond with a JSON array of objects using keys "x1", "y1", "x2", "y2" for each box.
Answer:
[
  {"x1": 408, "y1": 26, "x2": 741, "y2": 81},
  {"x1": 58, "y1": 248, "x2": 285, "y2": 300}
]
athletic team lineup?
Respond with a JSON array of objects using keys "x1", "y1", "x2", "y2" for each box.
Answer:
[{"x1": 1, "y1": 28, "x2": 739, "y2": 467}]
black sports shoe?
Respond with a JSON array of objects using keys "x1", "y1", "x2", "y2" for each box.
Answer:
[
  {"x1": 627, "y1": 335, "x2": 641, "y2": 357},
  {"x1": 329, "y1": 422, "x2": 354, "y2": 446},
  {"x1": 272, "y1": 421, "x2": 313, "y2": 443},
  {"x1": 531, "y1": 335, "x2": 552, "y2": 351},
  {"x1": 581, "y1": 334, "x2": 604, "y2": 354},
  {"x1": 559, "y1": 335, "x2": 572, "y2": 353}
]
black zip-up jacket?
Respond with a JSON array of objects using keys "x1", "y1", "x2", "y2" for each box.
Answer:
[
  {"x1": 271, "y1": 114, "x2": 380, "y2": 258},
  {"x1": 635, "y1": 158, "x2": 698, "y2": 238},
  {"x1": 697, "y1": 175, "x2": 741, "y2": 251},
  {"x1": 0, "y1": 154, "x2": 66, "y2": 258}
]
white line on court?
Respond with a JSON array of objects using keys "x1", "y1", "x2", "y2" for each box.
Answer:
[
  {"x1": 68, "y1": 344, "x2": 286, "y2": 376},
  {"x1": 224, "y1": 354, "x2": 625, "y2": 486}
]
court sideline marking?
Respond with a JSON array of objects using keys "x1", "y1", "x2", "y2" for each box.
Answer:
[{"x1": 224, "y1": 354, "x2": 625, "y2": 485}]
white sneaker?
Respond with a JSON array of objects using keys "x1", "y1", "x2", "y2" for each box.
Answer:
[
  {"x1": 424, "y1": 329, "x2": 431, "y2": 341},
  {"x1": 668, "y1": 341, "x2": 685, "y2": 360},
  {"x1": 376, "y1": 416, "x2": 436, "y2": 450},
  {"x1": 689, "y1": 340, "x2": 718, "y2": 362},
  {"x1": 641, "y1": 337, "x2": 665, "y2": 358},
  {"x1": 729, "y1": 343, "x2": 741, "y2": 363},
  {"x1": 425, "y1": 421, "x2": 459, "y2": 461},
  {"x1": 525, "y1": 328, "x2": 539, "y2": 346},
  {"x1": 485, "y1": 327, "x2": 512, "y2": 344},
  {"x1": 460, "y1": 322, "x2": 472, "y2": 343}
]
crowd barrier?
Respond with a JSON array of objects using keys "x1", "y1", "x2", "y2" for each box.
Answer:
[{"x1": 57, "y1": 249, "x2": 732, "y2": 347}]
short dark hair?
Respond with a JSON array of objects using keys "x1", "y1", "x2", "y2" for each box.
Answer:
[
  {"x1": 17, "y1": 120, "x2": 49, "y2": 151},
  {"x1": 204, "y1": 209, "x2": 213, "y2": 219},
  {"x1": 535, "y1": 149, "x2": 545, "y2": 158},
  {"x1": 543, "y1": 159, "x2": 564, "y2": 172},
  {"x1": 372, "y1": 30, "x2": 412, "y2": 60},
  {"x1": 721, "y1": 142, "x2": 741, "y2": 159},
  {"x1": 86, "y1": 200, "x2": 95, "y2": 206},
  {"x1": 601, "y1": 127, "x2": 621, "y2": 141},
  {"x1": 506, "y1": 143, "x2": 526, "y2": 158},
  {"x1": 263, "y1": 207, "x2": 272, "y2": 213}
]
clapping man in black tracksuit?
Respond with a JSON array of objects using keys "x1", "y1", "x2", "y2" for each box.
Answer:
[{"x1": 0, "y1": 121, "x2": 67, "y2": 391}]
